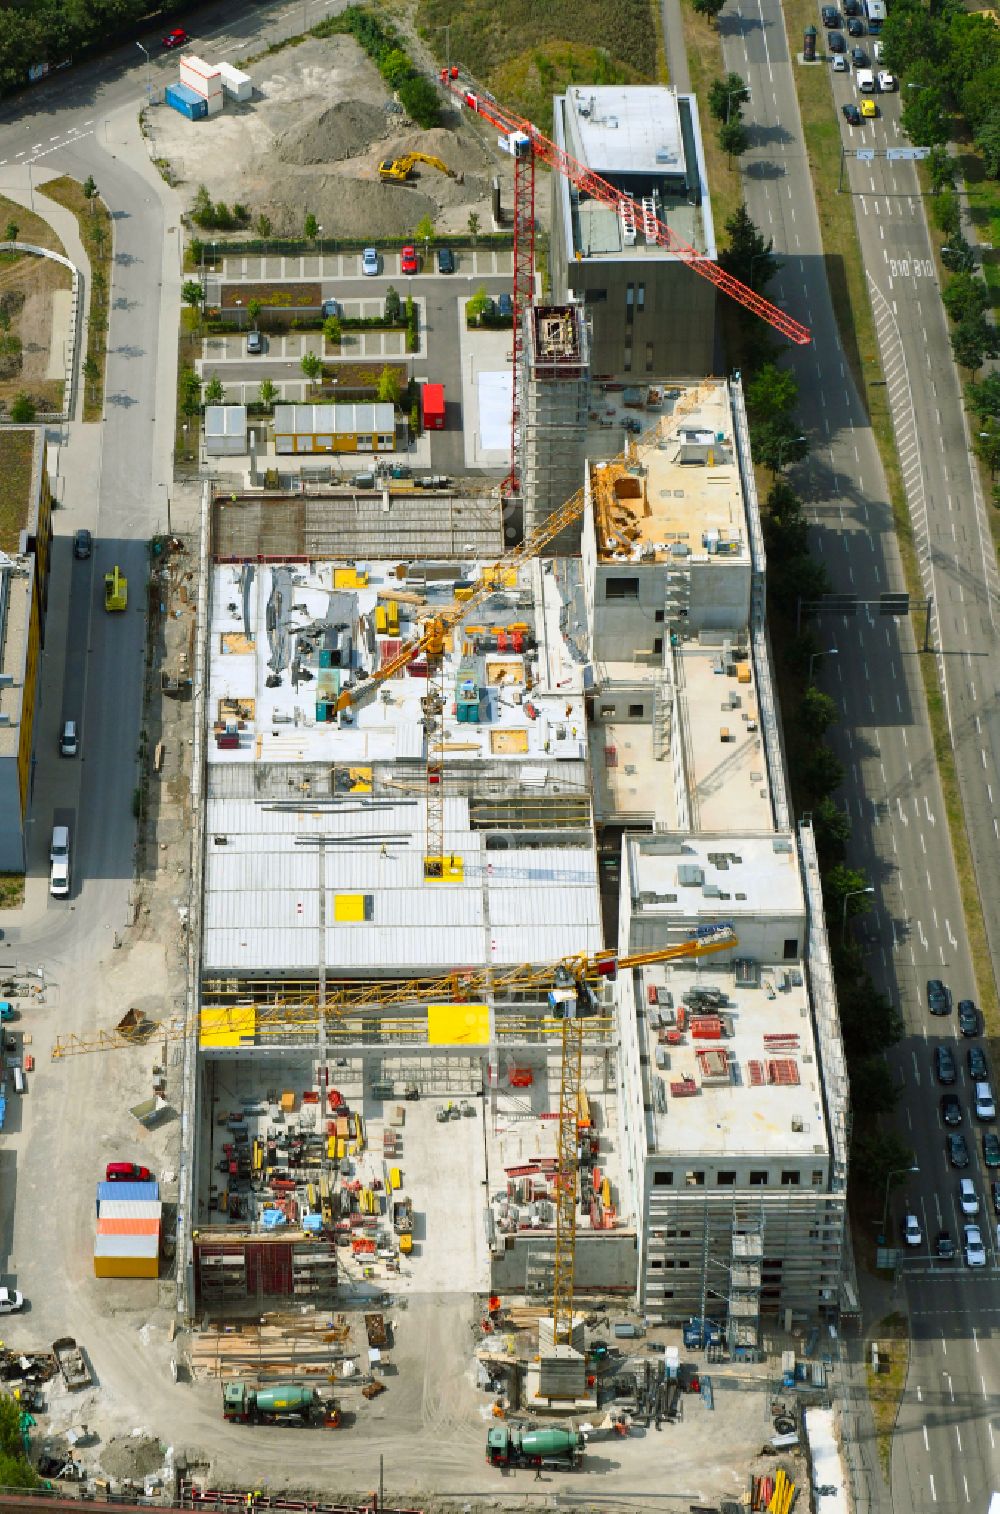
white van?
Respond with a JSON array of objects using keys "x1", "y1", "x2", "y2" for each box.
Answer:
[
  {"x1": 975, "y1": 1082, "x2": 996, "y2": 1121},
  {"x1": 50, "y1": 824, "x2": 69, "y2": 863},
  {"x1": 49, "y1": 857, "x2": 70, "y2": 898},
  {"x1": 12, "y1": 1066, "x2": 24, "y2": 1094},
  {"x1": 856, "y1": 68, "x2": 876, "y2": 92}
]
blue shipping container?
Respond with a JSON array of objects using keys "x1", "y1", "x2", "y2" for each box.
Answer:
[
  {"x1": 165, "y1": 82, "x2": 208, "y2": 121},
  {"x1": 95, "y1": 1180, "x2": 160, "y2": 1212}
]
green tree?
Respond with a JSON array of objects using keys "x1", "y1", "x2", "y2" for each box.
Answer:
[
  {"x1": 718, "y1": 117, "x2": 749, "y2": 163},
  {"x1": 975, "y1": 427, "x2": 1000, "y2": 478},
  {"x1": 745, "y1": 361, "x2": 799, "y2": 419},
  {"x1": 255, "y1": 213, "x2": 272, "y2": 239},
  {"x1": 468, "y1": 211, "x2": 480, "y2": 240},
  {"x1": 4, "y1": 220, "x2": 17, "y2": 243},
  {"x1": 941, "y1": 236, "x2": 977, "y2": 274},
  {"x1": 749, "y1": 416, "x2": 809, "y2": 474},
  {"x1": 304, "y1": 212, "x2": 319, "y2": 240},
  {"x1": 82, "y1": 173, "x2": 97, "y2": 213},
  {"x1": 376, "y1": 365, "x2": 402, "y2": 405},
  {"x1": 850, "y1": 1127, "x2": 914, "y2": 1214},
  {"x1": 203, "y1": 376, "x2": 225, "y2": 405},
  {"x1": 837, "y1": 972, "x2": 902, "y2": 1058},
  {"x1": 813, "y1": 795, "x2": 851, "y2": 862},
  {"x1": 415, "y1": 212, "x2": 435, "y2": 243},
  {"x1": 927, "y1": 145, "x2": 957, "y2": 195},
  {"x1": 951, "y1": 315, "x2": 994, "y2": 372},
  {"x1": 323, "y1": 314, "x2": 342, "y2": 344},
  {"x1": 82, "y1": 353, "x2": 99, "y2": 401},
  {"x1": 900, "y1": 85, "x2": 949, "y2": 147},
  {"x1": 181, "y1": 279, "x2": 203, "y2": 311},
  {"x1": 975, "y1": 111, "x2": 1000, "y2": 177},
  {"x1": 718, "y1": 203, "x2": 779, "y2": 290},
  {"x1": 301, "y1": 351, "x2": 323, "y2": 382},
  {"x1": 192, "y1": 184, "x2": 213, "y2": 227},
  {"x1": 967, "y1": 373, "x2": 1000, "y2": 420},
  {"x1": 801, "y1": 742, "x2": 845, "y2": 801},
  {"x1": 380, "y1": 47, "x2": 411, "y2": 88},
  {"x1": 398, "y1": 73, "x2": 441, "y2": 128},
  {"x1": 247, "y1": 299, "x2": 262, "y2": 326},
  {"x1": 931, "y1": 188, "x2": 961, "y2": 238},
  {"x1": 180, "y1": 368, "x2": 201, "y2": 418},
  {"x1": 466, "y1": 284, "x2": 492, "y2": 323},
  {"x1": 824, "y1": 862, "x2": 872, "y2": 913},
  {"x1": 258, "y1": 378, "x2": 277, "y2": 410},
  {"x1": 942, "y1": 272, "x2": 989, "y2": 324},
  {"x1": 850, "y1": 1057, "x2": 899, "y2": 1117},
  {"x1": 800, "y1": 685, "x2": 838, "y2": 739},
  {"x1": 708, "y1": 72, "x2": 749, "y2": 123},
  {"x1": 9, "y1": 391, "x2": 34, "y2": 422},
  {"x1": 93, "y1": 269, "x2": 107, "y2": 308},
  {"x1": 384, "y1": 285, "x2": 402, "y2": 323},
  {"x1": 763, "y1": 478, "x2": 808, "y2": 562},
  {"x1": 692, "y1": 0, "x2": 726, "y2": 23}
]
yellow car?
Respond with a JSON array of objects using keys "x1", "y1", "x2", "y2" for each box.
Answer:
[{"x1": 860, "y1": 98, "x2": 878, "y2": 118}]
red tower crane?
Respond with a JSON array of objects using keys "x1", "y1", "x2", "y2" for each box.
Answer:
[{"x1": 440, "y1": 68, "x2": 811, "y2": 491}]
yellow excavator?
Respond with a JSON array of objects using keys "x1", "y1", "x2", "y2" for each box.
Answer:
[{"x1": 378, "y1": 151, "x2": 459, "y2": 184}]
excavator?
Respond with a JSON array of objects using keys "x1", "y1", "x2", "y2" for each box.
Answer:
[{"x1": 378, "y1": 151, "x2": 458, "y2": 184}]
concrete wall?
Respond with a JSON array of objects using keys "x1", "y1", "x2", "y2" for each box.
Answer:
[{"x1": 489, "y1": 1228, "x2": 638, "y2": 1294}]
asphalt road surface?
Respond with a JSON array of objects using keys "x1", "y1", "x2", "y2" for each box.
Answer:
[{"x1": 718, "y1": 1, "x2": 1000, "y2": 1510}]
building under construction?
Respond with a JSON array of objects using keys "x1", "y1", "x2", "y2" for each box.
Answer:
[{"x1": 179, "y1": 376, "x2": 847, "y2": 1354}]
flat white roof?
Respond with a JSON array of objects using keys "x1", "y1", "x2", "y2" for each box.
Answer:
[
  {"x1": 273, "y1": 403, "x2": 395, "y2": 435},
  {"x1": 628, "y1": 834, "x2": 802, "y2": 920},
  {"x1": 205, "y1": 404, "x2": 246, "y2": 438},
  {"x1": 564, "y1": 85, "x2": 686, "y2": 179}
]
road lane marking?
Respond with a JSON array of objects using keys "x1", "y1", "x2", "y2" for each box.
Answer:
[
  {"x1": 929, "y1": 1474, "x2": 937, "y2": 1502},
  {"x1": 963, "y1": 1474, "x2": 970, "y2": 1503},
  {"x1": 923, "y1": 1425, "x2": 929, "y2": 1450},
  {"x1": 956, "y1": 1427, "x2": 962, "y2": 1450},
  {"x1": 973, "y1": 1326, "x2": 979, "y2": 1352}
]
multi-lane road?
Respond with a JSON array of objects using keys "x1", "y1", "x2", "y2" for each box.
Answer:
[{"x1": 702, "y1": 0, "x2": 1000, "y2": 1510}]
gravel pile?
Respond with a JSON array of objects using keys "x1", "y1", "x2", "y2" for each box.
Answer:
[
  {"x1": 279, "y1": 99, "x2": 391, "y2": 165},
  {"x1": 99, "y1": 1435, "x2": 165, "y2": 1481},
  {"x1": 263, "y1": 174, "x2": 441, "y2": 241}
]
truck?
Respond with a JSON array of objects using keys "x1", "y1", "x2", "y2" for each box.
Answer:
[
  {"x1": 420, "y1": 383, "x2": 446, "y2": 431},
  {"x1": 52, "y1": 1338, "x2": 92, "y2": 1392},
  {"x1": 222, "y1": 1382, "x2": 340, "y2": 1427},
  {"x1": 486, "y1": 1424, "x2": 585, "y2": 1470}
]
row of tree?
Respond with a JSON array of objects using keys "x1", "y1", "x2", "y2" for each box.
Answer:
[
  {"x1": 885, "y1": 0, "x2": 1000, "y2": 177},
  {"x1": 0, "y1": 0, "x2": 194, "y2": 96}
]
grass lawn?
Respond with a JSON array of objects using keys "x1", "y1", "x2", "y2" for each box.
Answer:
[
  {"x1": 38, "y1": 176, "x2": 112, "y2": 422},
  {"x1": 0, "y1": 429, "x2": 36, "y2": 554},
  {"x1": 0, "y1": 874, "x2": 25, "y2": 909},
  {"x1": 0, "y1": 192, "x2": 66, "y2": 257},
  {"x1": 956, "y1": 147, "x2": 1000, "y2": 307},
  {"x1": 680, "y1": 1, "x2": 744, "y2": 239},
  {"x1": 866, "y1": 1314, "x2": 909, "y2": 1476}
]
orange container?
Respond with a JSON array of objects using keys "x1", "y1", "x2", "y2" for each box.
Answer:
[{"x1": 97, "y1": 1218, "x2": 161, "y2": 1237}]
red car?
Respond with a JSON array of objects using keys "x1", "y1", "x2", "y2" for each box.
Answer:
[
  {"x1": 161, "y1": 28, "x2": 188, "y2": 49},
  {"x1": 400, "y1": 245, "x2": 419, "y2": 275},
  {"x1": 106, "y1": 1161, "x2": 154, "y2": 1183}
]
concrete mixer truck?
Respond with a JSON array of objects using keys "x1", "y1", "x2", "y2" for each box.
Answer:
[
  {"x1": 222, "y1": 1382, "x2": 341, "y2": 1428},
  {"x1": 486, "y1": 1424, "x2": 585, "y2": 1470}
]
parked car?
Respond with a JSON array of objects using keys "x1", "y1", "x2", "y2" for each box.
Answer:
[
  {"x1": 246, "y1": 330, "x2": 262, "y2": 355},
  {"x1": 843, "y1": 0, "x2": 861, "y2": 13},
  {"x1": 821, "y1": 4, "x2": 840, "y2": 24},
  {"x1": 948, "y1": 1131, "x2": 970, "y2": 1168},
  {"x1": 960, "y1": 1177, "x2": 980, "y2": 1215},
  {"x1": 73, "y1": 528, "x2": 92, "y2": 559},
  {"x1": 321, "y1": 298, "x2": 341, "y2": 317},
  {"x1": 829, "y1": 31, "x2": 847, "y2": 51},
  {"x1": 975, "y1": 1082, "x2": 996, "y2": 1122},
  {"x1": 848, "y1": 18, "x2": 865, "y2": 35},
  {"x1": 161, "y1": 27, "x2": 188, "y2": 48},
  {"x1": 842, "y1": 103, "x2": 862, "y2": 125},
  {"x1": 49, "y1": 858, "x2": 70, "y2": 899},
  {"x1": 833, "y1": 54, "x2": 849, "y2": 70},
  {"x1": 983, "y1": 1132, "x2": 1000, "y2": 1168},
  {"x1": 0, "y1": 1288, "x2": 24, "y2": 1315},
  {"x1": 991, "y1": 1180, "x2": 1000, "y2": 1217},
  {"x1": 860, "y1": 98, "x2": 878, "y2": 118},
  {"x1": 935, "y1": 1044, "x2": 957, "y2": 1084},
  {"x1": 969, "y1": 1046, "x2": 988, "y2": 1080},
  {"x1": 106, "y1": 1162, "x2": 154, "y2": 1183},
  {"x1": 927, "y1": 978, "x2": 952, "y2": 1015},
  {"x1": 59, "y1": 720, "x2": 78, "y2": 758},
  {"x1": 400, "y1": 245, "x2": 419, "y2": 275},
  {"x1": 361, "y1": 247, "x2": 379, "y2": 276},
  {"x1": 964, "y1": 1224, "x2": 986, "y2": 1267},
  {"x1": 958, "y1": 999, "x2": 979, "y2": 1036},
  {"x1": 437, "y1": 246, "x2": 455, "y2": 274},
  {"x1": 941, "y1": 1093, "x2": 963, "y2": 1127},
  {"x1": 903, "y1": 1213, "x2": 922, "y2": 1247},
  {"x1": 935, "y1": 1228, "x2": 955, "y2": 1260},
  {"x1": 872, "y1": 39, "x2": 884, "y2": 60},
  {"x1": 878, "y1": 70, "x2": 896, "y2": 90},
  {"x1": 497, "y1": 292, "x2": 514, "y2": 319},
  {"x1": 50, "y1": 824, "x2": 69, "y2": 864}
]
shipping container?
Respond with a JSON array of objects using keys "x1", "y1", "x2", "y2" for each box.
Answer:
[
  {"x1": 98, "y1": 1199, "x2": 163, "y2": 1221},
  {"x1": 179, "y1": 54, "x2": 223, "y2": 99},
  {"x1": 93, "y1": 1233, "x2": 160, "y2": 1279},
  {"x1": 217, "y1": 61, "x2": 253, "y2": 102},
  {"x1": 97, "y1": 1218, "x2": 162, "y2": 1237},
  {"x1": 421, "y1": 383, "x2": 446, "y2": 431},
  {"x1": 206, "y1": 93, "x2": 223, "y2": 117},
  {"x1": 95, "y1": 1180, "x2": 159, "y2": 1211},
  {"x1": 165, "y1": 82, "x2": 207, "y2": 122}
]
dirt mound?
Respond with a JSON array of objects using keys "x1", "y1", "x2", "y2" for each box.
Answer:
[
  {"x1": 99, "y1": 1434, "x2": 166, "y2": 1481},
  {"x1": 279, "y1": 99, "x2": 391, "y2": 165},
  {"x1": 263, "y1": 173, "x2": 441, "y2": 241}
]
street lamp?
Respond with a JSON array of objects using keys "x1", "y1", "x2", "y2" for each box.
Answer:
[
  {"x1": 317, "y1": 224, "x2": 323, "y2": 259},
  {"x1": 808, "y1": 647, "x2": 838, "y2": 686},
  {"x1": 880, "y1": 1164, "x2": 919, "y2": 1242},
  {"x1": 724, "y1": 85, "x2": 748, "y2": 122},
  {"x1": 841, "y1": 884, "x2": 875, "y2": 944},
  {"x1": 235, "y1": 297, "x2": 243, "y2": 331},
  {"x1": 775, "y1": 433, "x2": 807, "y2": 471},
  {"x1": 135, "y1": 42, "x2": 151, "y2": 101}
]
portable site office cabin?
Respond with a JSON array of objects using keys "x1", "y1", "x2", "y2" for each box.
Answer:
[
  {"x1": 217, "y1": 61, "x2": 253, "y2": 101},
  {"x1": 273, "y1": 403, "x2": 397, "y2": 455},
  {"x1": 421, "y1": 383, "x2": 446, "y2": 431}
]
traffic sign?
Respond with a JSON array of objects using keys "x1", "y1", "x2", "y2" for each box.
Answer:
[
  {"x1": 880, "y1": 592, "x2": 910, "y2": 616},
  {"x1": 821, "y1": 593, "x2": 858, "y2": 615},
  {"x1": 856, "y1": 149, "x2": 876, "y2": 162},
  {"x1": 887, "y1": 147, "x2": 930, "y2": 161}
]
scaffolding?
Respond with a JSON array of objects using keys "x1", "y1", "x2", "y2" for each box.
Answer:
[{"x1": 520, "y1": 305, "x2": 591, "y2": 548}]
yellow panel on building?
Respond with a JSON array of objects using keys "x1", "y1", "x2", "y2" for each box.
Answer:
[
  {"x1": 427, "y1": 1003, "x2": 491, "y2": 1046},
  {"x1": 199, "y1": 1004, "x2": 257, "y2": 1048}
]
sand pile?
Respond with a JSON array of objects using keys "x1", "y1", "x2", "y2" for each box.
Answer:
[
  {"x1": 279, "y1": 99, "x2": 391, "y2": 165},
  {"x1": 100, "y1": 1435, "x2": 166, "y2": 1481}
]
